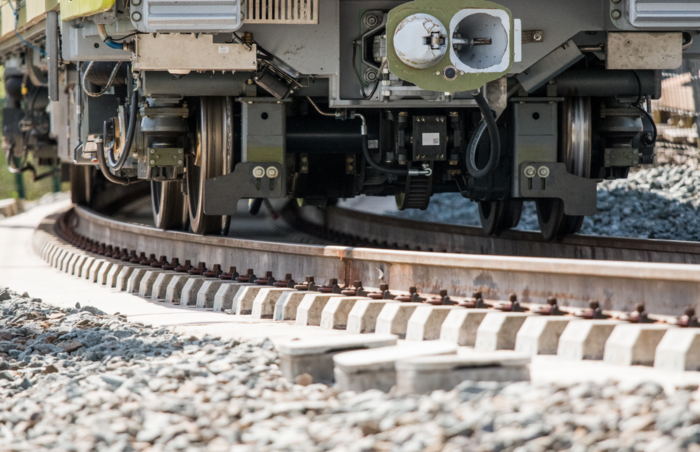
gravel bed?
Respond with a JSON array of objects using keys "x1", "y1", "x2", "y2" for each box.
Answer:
[
  {"x1": 0, "y1": 287, "x2": 699, "y2": 451},
  {"x1": 391, "y1": 163, "x2": 700, "y2": 241}
]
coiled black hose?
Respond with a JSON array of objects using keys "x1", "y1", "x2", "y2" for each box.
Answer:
[
  {"x1": 362, "y1": 135, "x2": 409, "y2": 176},
  {"x1": 466, "y1": 90, "x2": 501, "y2": 179},
  {"x1": 96, "y1": 136, "x2": 131, "y2": 185},
  {"x1": 107, "y1": 87, "x2": 138, "y2": 171}
]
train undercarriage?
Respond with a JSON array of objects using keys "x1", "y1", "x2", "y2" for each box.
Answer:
[{"x1": 1, "y1": 0, "x2": 696, "y2": 239}]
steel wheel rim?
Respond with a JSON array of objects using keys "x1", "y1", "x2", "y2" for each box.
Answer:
[{"x1": 186, "y1": 97, "x2": 232, "y2": 234}]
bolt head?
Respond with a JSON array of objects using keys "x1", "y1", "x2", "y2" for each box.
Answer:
[
  {"x1": 149, "y1": 149, "x2": 155, "y2": 154},
  {"x1": 177, "y1": 160, "x2": 183, "y2": 165},
  {"x1": 252, "y1": 166, "x2": 265, "y2": 178},
  {"x1": 524, "y1": 165, "x2": 537, "y2": 178},
  {"x1": 150, "y1": 160, "x2": 155, "y2": 165},
  {"x1": 533, "y1": 32, "x2": 543, "y2": 41},
  {"x1": 611, "y1": 9, "x2": 622, "y2": 19},
  {"x1": 266, "y1": 167, "x2": 279, "y2": 178},
  {"x1": 537, "y1": 166, "x2": 550, "y2": 178}
]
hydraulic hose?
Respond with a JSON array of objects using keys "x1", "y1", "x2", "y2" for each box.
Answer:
[
  {"x1": 96, "y1": 137, "x2": 131, "y2": 185},
  {"x1": 107, "y1": 86, "x2": 138, "y2": 171},
  {"x1": 466, "y1": 90, "x2": 501, "y2": 179},
  {"x1": 97, "y1": 24, "x2": 123, "y2": 50}
]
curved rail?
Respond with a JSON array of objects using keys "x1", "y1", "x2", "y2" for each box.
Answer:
[
  {"x1": 289, "y1": 204, "x2": 700, "y2": 264},
  {"x1": 50, "y1": 205, "x2": 700, "y2": 317}
]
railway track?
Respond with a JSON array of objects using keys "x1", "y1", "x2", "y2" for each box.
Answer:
[{"x1": 25, "y1": 201, "x2": 700, "y2": 395}]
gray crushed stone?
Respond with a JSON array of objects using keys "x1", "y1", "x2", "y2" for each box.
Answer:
[
  {"x1": 390, "y1": 163, "x2": 700, "y2": 241},
  {"x1": 0, "y1": 286, "x2": 699, "y2": 451}
]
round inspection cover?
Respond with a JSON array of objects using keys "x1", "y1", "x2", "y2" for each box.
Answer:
[{"x1": 393, "y1": 14, "x2": 448, "y2": 69}]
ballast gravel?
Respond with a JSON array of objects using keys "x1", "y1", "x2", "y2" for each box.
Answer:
[
  {"x1": 391, "y1": 162, "x2": 700, "y2": 241},
  {"x1": 0, "y1": 287, "x2": 699, "y2": 452}
]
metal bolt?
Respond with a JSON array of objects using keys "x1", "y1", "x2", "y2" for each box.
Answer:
[
  {"x1": 533, "y1": 31, "x2": 543, "y2": 41},
  {"x1": 150, "y1": 160, "x2": 155, "y2": 165},
  {"x1": 611, "y1": 0, "x2": 621, "y2": 3},
  {"x1": 435, "y1": 71, "x2": 440, "y2": 75},
  {"x1": 301, "y1": 157, "x2": 308, "y2": 163},
  {"x1": 178, "y1": 149, "x2": 183, "y2": 154},
  {"x1": 524, "y1": 166, "x2": 536, "y2": 178},
  {"x1": 252, "y1": 166, "x2": 265, "y2": 178},
  {"x1": 611, "y1": 9, "x2": 622, "y2": 19},
  {"x1": 301, "y1": 166, "x2": 308, "y2": 172},
  {"x1": 538, "y1": 166, "x2": 550, "y2": 178},
  {"x1": 347, "y1": 165, "x2": 354, "y2": 171},
  {"x1": 346, "y1": 157, "x2": 354, "y2": 163},
  {"x1": 266, "y1": 167, "x2": 279, "y2": 178},
  {"x1": 177, "y1": 160, "x2": 183, "y2": 165},
  {"x1": 150, "y1": 149, "x2": 155, "y2": 154}
]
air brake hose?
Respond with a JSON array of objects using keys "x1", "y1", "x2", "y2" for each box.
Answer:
[
  {"x1": 107, "y1": 85, "x2": 139, "y2": 171},
  {"x1": 96, "y1": 24, "x2": 124, "y2": 50},
  {"x1": 96, "y1": 135, "x2": 131, "y2": 186},
  {"x1": 466, "y1": 89, "x2": 501, "y2": 179}
]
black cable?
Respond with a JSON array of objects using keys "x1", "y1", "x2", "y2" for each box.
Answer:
[
  {"x1": 632, "y1": 70, "x2": 657, "y2": 145},
  {"x1": 465, "y1": 90, "x2": 501, "y2": 178},
  {"x1": 362, "y1": 135, "x2": 408, "y2": 176},
  {"x1": 111, "y1": 33, "x2": 138, "y2": 42},
  {"x1": 96, "y1": 133, "x2": 131, "y2": 186},
  {"x1": 107, "y1": 87, "x2": 138, "y2": 170},
  {"x1": 636, "y1": 105, "x2": 658, "y2": 146}
]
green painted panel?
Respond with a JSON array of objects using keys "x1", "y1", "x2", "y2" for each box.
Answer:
[
  {"x1": 61, "y1": 0, "x2": 116, "y2": 21},
  {"x1": 247, "y1": 147, "x2": 284, "y2": 164},
  {"x1": 386, "y1": 0, "x2": 512, "y2": 93}
]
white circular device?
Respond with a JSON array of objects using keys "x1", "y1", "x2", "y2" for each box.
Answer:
[{"x1": 393, "y1": 14, "x2": 448, "y2": 69}]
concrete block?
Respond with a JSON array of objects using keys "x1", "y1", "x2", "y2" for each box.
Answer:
[
  {"x1": 116, "y1": 265, "x2": 137, "y2": 291},
  {"x1": 127, "y1": 268, "x2": 149, "y2": 294},
  {"x1": 475, "y1": 313, "x2": 530, "y2": 351},
  {"x1": 50, "y1": 248, "x2": 65, "y2": 268},
  {"x1": 88, "y1": 259, "x2": 106, "y2": 283},
  {"x1": 212, "y1": 282, "x2": 251, "y2": 312},
  {"x1": 320, "y1": 297, "x2": 367, "y2": 330},
  {"x1": 59, "y1": 251, "x2": 75, "y2": 272},
  {"x1": 252, "y1": 288, "x2": 295, "y2": 319},
  {"x1": 179, "y1": 276, "x2": 209, "y2": 306},
  {"x1": 58, "y1": 249, "x2": 73, "y2": 270},
  {"x1": 41, "y1": 241, "x2": 58, "y2": 261},
  {"x1": 273, "y1": 291, "x2": 308, "y2": 321},
  {"x1": 347, "y1": 299, "x2": 399, "y2": 334},
  {"x1": 277, "y1": 334, "x2": 398, "y2": 384},
  {"x1": 515, "y1": 317, "x2": 580, "y2": 356},
  {"x1": 406, "y1": 306, "x2": 460, "y2": 341},
  {"x1": 138, "y1": 270, "x2": 167, "y2": 297},
  {"x1": 295, "y1": 294, "x2": 345, "y2": 326},
  {"x1": 67, "y1": 253, "x2": 84, "y2": 275},
  {"x1": 333, "y1": 342, "x2": 457, "y2": 392},
  {"x1": 557, "y1": 320, "x2": 621, "y2": 360},
  {"x1": 74, "y1": 255, "x2": 91, "y2": 277},
  {"x1": 654, "y1": 329, "x2": 700, "y2": 372},
  {"x1": 234, "y1": 286, "x2": 267, "y2": 315},
  {"x1": 150, "y1": 271, "x2": 177, "y2": 300},
  {"x1": 396, "y1": 353, "x2": 531, "y2": 394},
  {"x1": 438, "y1": 308, "x2": 491, "y2": 346},
  {"x1": 375, "y1": 303, "x2": 422, "y2": 339},
  {"x1": 96, "y1": 260, "x2": 115, "y2": 285},
  {"x1": 80, "y1": 257, "x2": 96, "y2": 279},
  {"x1": 105, "y1": 263, "x2": 130, "y2": 288},
  {"x1": 604, "y1": 324, "x2": 673, "y2": 366},
  {"x1": 165, "y1": 274, "x2": 195, "y2": 304},
  {"x1": 196, "y1": 280, "x2": 229, "y2": 308}
]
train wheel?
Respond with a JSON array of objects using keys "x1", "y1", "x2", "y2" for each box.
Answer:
[
  {"x1": 535, "y1": 198, "x2": 584, "y2": 241},
  {"x1": 536, "y1": 96, "x2": 591, "y2": 240},
  {"x1": 186, "y1": 97, "x2": 233, "y2": 235},
  {"x1": 479, "y1": 199, "x2": 523, "y2": 236},
  {"x1": 70, "y1": 165, "x2": 92, "y2": 206},
  {"x1": 151, "y1": 181, "x2": 187, "y2": 230}
]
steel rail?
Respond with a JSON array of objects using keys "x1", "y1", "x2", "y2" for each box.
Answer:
[
  {"x1": 56, "y1": 205, "x2": 700, "y2": 317},
  {"x1": 291, "y1": 204, "x2": 700, "y2": 264}
]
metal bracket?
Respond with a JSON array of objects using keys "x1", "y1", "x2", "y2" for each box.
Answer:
[
  {"x1": 519, "y1": 162, "x2": 598, "y2": 216},
  {"x1": 204, "y1": 162, "x2": 284, "y2": 215}
]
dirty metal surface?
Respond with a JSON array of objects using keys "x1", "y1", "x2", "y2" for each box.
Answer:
[
  {"x1": 295, "y1": 204, "x2": 700, "y2": 265},
  {"x1": 66, "y1": 206, "x2": 700, "y2": 317}
]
